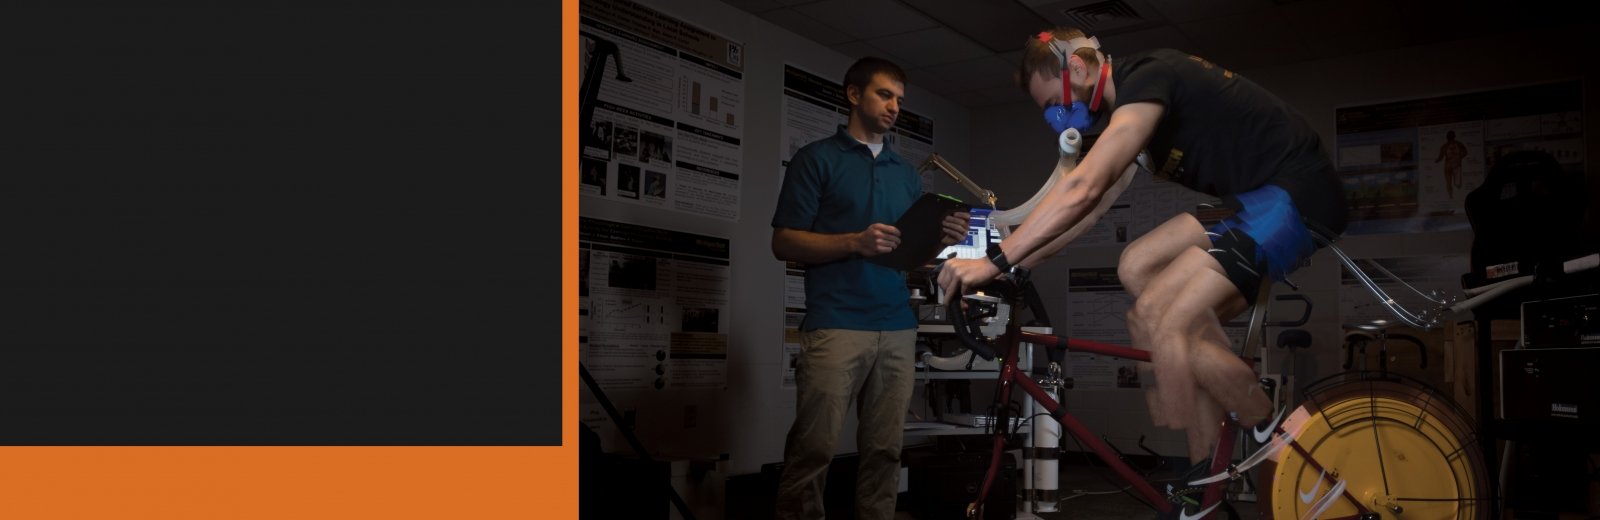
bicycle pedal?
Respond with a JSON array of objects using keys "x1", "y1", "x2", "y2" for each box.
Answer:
[
  {"x1": 1191, "y1": 431, "x2": 1294, "y2": 486},
  {"x1": 1188, "y1": 463, "x2": 1240, "y2": 486}
]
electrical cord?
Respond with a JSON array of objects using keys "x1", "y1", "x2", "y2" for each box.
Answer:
[
  {"x1": 1060, "y1": 485, "x2": 1137, "y2": 501},
  {"x1": 1064, "y1": 429, "x2": 1160, "y2": 513}
]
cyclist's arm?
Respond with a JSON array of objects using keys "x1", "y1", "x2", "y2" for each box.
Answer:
[{"x1": 1007, "y1": 102, "x2": 1163, "y2": 268}]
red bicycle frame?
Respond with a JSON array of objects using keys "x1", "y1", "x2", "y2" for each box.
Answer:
[{"x1": 962, "y1": 315, "x2": 1374, "y2": 519}]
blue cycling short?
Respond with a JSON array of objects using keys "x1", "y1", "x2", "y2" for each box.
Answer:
[{"x1": 1206, "y1": 183, "x2": 1318, "y2": 304}]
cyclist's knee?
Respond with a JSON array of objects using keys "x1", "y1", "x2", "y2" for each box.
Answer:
[{"x1": 1116, "y1": 248, "x2": 1148, "y2": 286}]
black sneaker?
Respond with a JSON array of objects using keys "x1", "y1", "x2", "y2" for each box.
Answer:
[
  {"x1": 1153, "y1": 459, "x2": 1219, "y2": 520},
  {"x1": 1153, "y1": 484, "x2": 1220, "y2": 520}
]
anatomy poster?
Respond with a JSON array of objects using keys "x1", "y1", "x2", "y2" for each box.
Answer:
[
  {"x1": 1334, "y1": 81, "x2": 1583, "y2": 235},
  {"x1": 579, "y1": 0, "x2": 746, "y2": 221}
]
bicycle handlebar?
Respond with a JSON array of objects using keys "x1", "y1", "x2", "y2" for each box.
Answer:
[
  {"x1": 947, "y1": 291, "x2": 998, "y2": 361},
  {"x1": 945, "y1": 267, "x2": 1036, "y2": 361}
]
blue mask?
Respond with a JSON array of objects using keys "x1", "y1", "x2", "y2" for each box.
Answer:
[{"x1": 1043, "y1": 101, "x2": 1096, "y2": 134}]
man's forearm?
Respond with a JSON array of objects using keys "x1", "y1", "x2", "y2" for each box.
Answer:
[{"x1": 772, "y1": 228, "x2": 858, "y2": 265}]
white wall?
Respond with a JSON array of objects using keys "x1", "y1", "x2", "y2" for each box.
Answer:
[
  {"x1": 966, "y1": 25, "x2": 1600, "y2": 458},
  {"x1": 578, "y1": 0, "x2": 973, "y2": 478}
]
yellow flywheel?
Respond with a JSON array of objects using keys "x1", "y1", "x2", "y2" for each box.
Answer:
[{"x1": 1256, "y1": 374, "x2": 1489, "y2": 519}]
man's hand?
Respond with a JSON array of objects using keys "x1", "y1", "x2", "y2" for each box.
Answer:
[
  {"x1": 854, "y1": 223, "x2": 901, "y2": 256},
  {"x1": 939, "y1": 211, "x2": 971, "y2": 246},
  {"x1": 936, "y1": 257, "x2": 999, "y2": 299}
]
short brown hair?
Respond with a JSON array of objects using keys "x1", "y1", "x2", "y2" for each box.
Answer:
[
  {"x1": 1015, "y1": 27, "x2": 1101, "y2": 90},
  {"x1": 844, "y1": 56, "x2": 907, "y2": 95}
]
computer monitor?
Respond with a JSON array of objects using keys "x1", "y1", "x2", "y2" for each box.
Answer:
[{"x1": 935, "y1": 208, "x2": 1000, "y2": 261}]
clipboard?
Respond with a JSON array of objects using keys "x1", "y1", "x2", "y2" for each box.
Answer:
[{"x1": 867, "y1": 193, "x2": 970, "y2": 271}]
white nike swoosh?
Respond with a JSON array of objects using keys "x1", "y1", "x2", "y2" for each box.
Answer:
[
  {"x1": 1299, "y1": 480, "x2": 1347, "y2": 520},
  {"x1": 1253, "y1": 406, "x2": 1287, "y2": 444},
  {"x1": 1298, "y1": 469, "x2": 1325, "y2": 504},
  {"x1": 1178, "y1": 501, "x2": 1221, "y2": 520},
  {"x1": 1189, "y1": 430, "x2": 1295, "y2": 486}
]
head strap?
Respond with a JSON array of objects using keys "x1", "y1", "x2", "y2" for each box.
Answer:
[{"x1": 1037, "y1": 33, "x2": 1102, "y2": 68}]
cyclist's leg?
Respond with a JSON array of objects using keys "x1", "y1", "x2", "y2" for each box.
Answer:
[
  {"x1": 1118, "y1": 213, "x2": 1209, "y2": 299},
  {"x1": 1129, "y1": 247, "x2": 1247, "y2": 431},
  {"x1": 1185, "y1": 319, "x2": 1233, "y2": 461},
  {"x1": 1121, "y1": 214, "x2": 1212, "y2": 431},
  {"x1": 1129, "y1": 307, "x2": 1195, "y2": 431},
  {"x1": 1185, "y1": 387, "x2": 1224, "y2": 463},
  {"x1": 1140, "y1": 247, "x2": 1266, "y2": 425},
  {"x1": 1129, "y1": 306, "x2": 1226, "y2": 448},
  {"x1": 1128, "y1": 275, "x2": 1197, "y2": 430},
  {"x1": 1191, "y1": 182, "x2": 1323, "y2": 428}
]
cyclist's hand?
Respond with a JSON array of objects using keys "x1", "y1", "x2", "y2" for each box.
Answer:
[{"x1": 937, "y1": 257, "x2": 999, "y2": 299}]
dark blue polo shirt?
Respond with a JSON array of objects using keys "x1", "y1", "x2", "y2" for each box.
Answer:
[{"x1": 772, "y1": 129, "x2": 921, "y2": 331}]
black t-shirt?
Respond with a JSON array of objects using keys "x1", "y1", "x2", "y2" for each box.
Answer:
[{"x1": 1109, "y1": 48, "x2": 1346, "y2": 235}]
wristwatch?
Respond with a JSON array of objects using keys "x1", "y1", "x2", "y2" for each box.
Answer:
[{"x1": 987, "y1": 247, "x2": 1011, "y2": 273}]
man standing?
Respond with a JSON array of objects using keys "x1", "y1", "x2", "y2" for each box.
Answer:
[{"x1": 771, "y1": 57, "x2": 968, "y2": 520}]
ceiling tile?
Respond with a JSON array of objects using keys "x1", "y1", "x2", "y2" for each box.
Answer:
[
  {"x1": 1388, "y1": 0, "x2": 1497, "y2": 47},
  {"x1": 1096, "y1": 25, "x2": 1200, "y2": 56},
  {"x1": 759, "y1": 8, "x2": 854, "y2": 46},
  {"x1": 829, "y1": 40, "x2": 908, "y2": 66},
  {"x1": 923, "y1": 56, "x2": 1017, "y2": 94},
  {"x1": 1026, "y1": 0, "x2": 1169, "y2": 34},
  {"x1": 1275, "y1": 0, "x2": 1400, "y2": 41},
  {"x1": 900, "y1": 0, "x2": 1056, "y2": 53},
  {"x1": 1178, "y1": 10, "x2": 1314, "y2": 71},
  {"x1": 716, "y1": 0, "x2": 788, "y2": 14},
  {"x1": 1139, "y1": 0, "x2": 1272, "y2": 24},
  {"x1": 866, "y1": 27, "x2": 993, "y2": 69},
  {"x1": 1304, "y1": 26, "x2": 1412, "y2": 61},
  {"x1": 794, "y1": 0, "x2": 939, "y2": 40}
]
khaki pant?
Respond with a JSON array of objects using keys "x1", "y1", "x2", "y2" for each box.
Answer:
[{"x1": 776, "y1": 328, "x2": 917, "y2": 520}]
